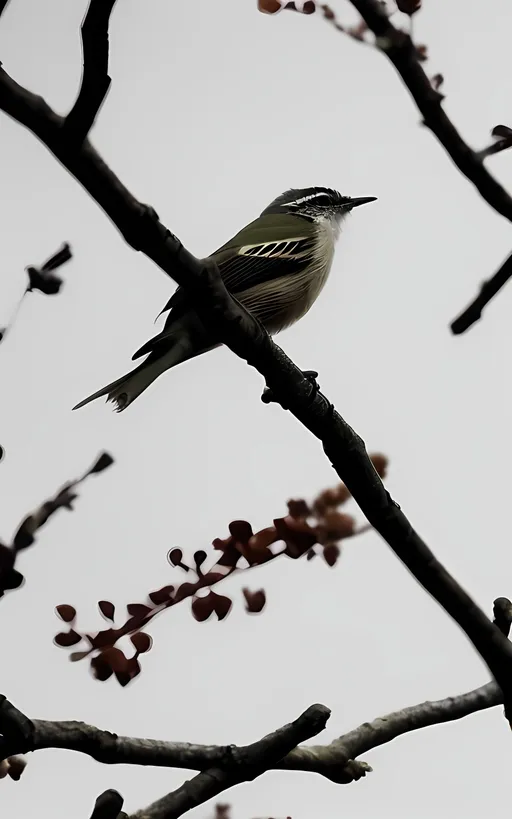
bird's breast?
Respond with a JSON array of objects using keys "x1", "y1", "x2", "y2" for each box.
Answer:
[{"x1": 300, "y1": 221, "x2": 336, "y2": 309}]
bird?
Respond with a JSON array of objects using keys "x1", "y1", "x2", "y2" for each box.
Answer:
[{"x1": 73, "y1": 186, "x2": 376, "y2": 412}]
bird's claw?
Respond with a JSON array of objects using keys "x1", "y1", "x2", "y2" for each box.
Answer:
[
  {"x1": 261, "y1": 369, "x2": 320, "y2": 408},
  {"x1": 302, "y1": 370, "x2": 320, "y2": 394}
]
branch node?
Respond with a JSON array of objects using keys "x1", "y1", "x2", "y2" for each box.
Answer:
[
  {"x1": 89, "y1": 789, "x2": 125, "y2": 819},
  {"x1": 63, "y1": 0, "x2": 118, "y2": 143},
  {"x1": 493, "y1": 597, "x2": 512, "y2": 637}
]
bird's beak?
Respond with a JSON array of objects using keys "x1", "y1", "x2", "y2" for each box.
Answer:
[{"x1": 344, "y1": 196, "x2": 377, "y2": 210}]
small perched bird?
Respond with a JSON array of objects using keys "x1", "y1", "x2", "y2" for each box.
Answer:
[{"x1": 73, "y1": 187, "x2": 376, "y2": 412}]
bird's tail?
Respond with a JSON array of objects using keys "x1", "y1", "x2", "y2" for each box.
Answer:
[{"x1": 72, "y1": 339, "x2": 194, "y2": 412}]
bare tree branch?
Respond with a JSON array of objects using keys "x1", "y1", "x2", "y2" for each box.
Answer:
[
  {"x1": 64, "y1": 0, "x2": 118, "y2": 142},
  {"x1": 0, "y1": 241, "x2": 72, "y2": 345},
  {"x1": 2, "y1": 8, "x2": 512, "y2": 718},
  {"x1": 450, "y1": 251, "x2": 512, "y2": 335},
  {"x1": 296, "y1": 0, "x2": 512, "y2": 333},
  {"x1": 343, "y1": 0, "x2": 512, "y2": 335},
  {"x1": 343, "y1": 0, "x2": 512, "y2": 222},
  {"x1": 0, "y1": 675, "x2": 505, "y2": 782},
  {"x1": 476, "y1": 127, "x2": 512, "y2": 162},
  {"x1": 126, "y1": 704, "x2": 330, "y2": 819},
  {"x1": 0, "y1": 451, "x2": 114, "y2": 598},
  {"x1": 493, "y1": 596, "x2": 512, "y2": 637},
  {"x1": 9, "y1": 716, "x2": 367, "y2": 785},
  {"x1": 0, "y1": 698, "x2": 366, "y2": 785}
]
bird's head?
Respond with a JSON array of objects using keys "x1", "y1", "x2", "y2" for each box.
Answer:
[{"x1": 261, "y1": 187, "x2": 377, "y2": 224}]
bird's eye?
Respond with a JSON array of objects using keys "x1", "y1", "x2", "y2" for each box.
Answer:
[{"x1": 311, "y1": 194, "x2": 332, "y2": 207}]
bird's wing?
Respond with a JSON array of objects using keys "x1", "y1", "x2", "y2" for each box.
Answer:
[
  {"x1": 133, "y1": 215, "x2": 316, "y2": 361},
  {"x1": 153, "y1": 214, "x2": 313, "y2": 317}
]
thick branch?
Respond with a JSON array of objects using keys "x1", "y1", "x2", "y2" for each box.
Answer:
[
  {"x1": 450, "y1": 251, "x2": 512, "y2": 334},
  {"x1": 1, "y1": 67, "x2": 512, "y2": 713},
  {"x1": 64, "y1": 0, "x2": 118, "y2": 142},
  {"x1": 127, "y1": 704, "x2": 330, "y2": 819},
  {"x1": 20, "y1": 710, "x2": 362, "y2": 785}
]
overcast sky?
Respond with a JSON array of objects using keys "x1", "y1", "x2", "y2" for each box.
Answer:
[{"x1": 2, "y1": 0, "x2": 512, "y2": 817}]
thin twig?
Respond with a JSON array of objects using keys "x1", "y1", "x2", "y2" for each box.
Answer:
[
  {"x1": 0, "y1": 451, "x2": 114, "y2": 597},
  {"x1": 0, "y1": 242, "x2": 72, "y2": 345},
  {"x1": 450, "y1": 251, "x2": 512, "y2": 334},
  {"x1": 63, "y1": 0, "x2": 118, "y2": 142},
  {"x1": 476, "y1": 140, "x2": 512, "y2": 162}
]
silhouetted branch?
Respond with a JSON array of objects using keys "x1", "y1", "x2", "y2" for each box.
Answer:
[
  {"x1": 25, "y1": 241, "x2": 72, "y2": 294},
  {"x1": 0, "y1": 0, "x2": 10, "y2": 19},
  {"x1": 492, "y1": 596, "x2": 512, "y2": 637},
  {"x1": 344, "y1": 0, "x2": 512, "y2": 334},
  {"x1": 1, "y1": 15, "x2": 512, "y2": 719},
  {"x1": 0, "y1": 451, "x2": 114, "y2": 598},
  {"x1": 476, "y1": 125, "x2": 512, "y2": 161},
  {"x1": 0, "y1": 242, "x2": 72, "y2": 345},
  {"x1": 450, "y1": 251, "x2": 512, "y2": 335},
  {"x1": 333, "y1": 0, "x2": 512, "y2": 222},
  {"x1": 64, "y1": 0, "x2": 118, "y2": 142}
]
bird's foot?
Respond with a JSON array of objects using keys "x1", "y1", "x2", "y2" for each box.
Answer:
[
  {"x1": 261, "y1": 370, "x2": 320, "y2": 408},
  {"x1": 301, "y1": 370, "x2": 321, "y2": 394}
]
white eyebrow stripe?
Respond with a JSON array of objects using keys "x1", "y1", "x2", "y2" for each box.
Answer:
[{"x1": 287, "y1": 192, "x2": 334, "y2": 206}]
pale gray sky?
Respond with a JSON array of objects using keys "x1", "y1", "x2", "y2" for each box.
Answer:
[{"x1": 1, "y1": 0, "x2": 512, "y2": 816}]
